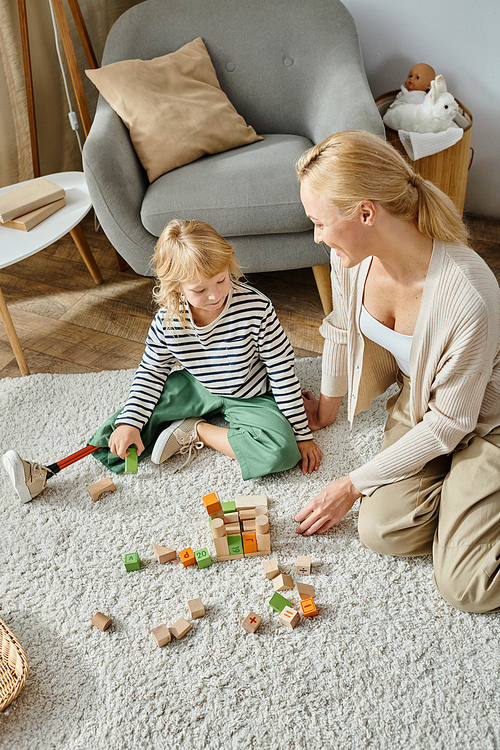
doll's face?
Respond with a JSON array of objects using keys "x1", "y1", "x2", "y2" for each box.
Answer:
[{"x1": 405, "y1": 63, "x2": 435, "y2": 92}]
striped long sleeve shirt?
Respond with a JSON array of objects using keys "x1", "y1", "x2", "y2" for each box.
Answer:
[{"x1": 116, "y1": 282, "x2": 312, "y2": 441}]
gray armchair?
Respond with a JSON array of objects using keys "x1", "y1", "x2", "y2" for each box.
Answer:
[{"x1": 83, "y1": 0, "x2": 384, "y2": 313}]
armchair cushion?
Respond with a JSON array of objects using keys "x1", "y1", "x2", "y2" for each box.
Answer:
[
  {"x1": 141, "y1": 134, "x2": 313, "y2": 237},
  {"x1": 85, "y1": 36, "x2": 262, "y2": 183}
]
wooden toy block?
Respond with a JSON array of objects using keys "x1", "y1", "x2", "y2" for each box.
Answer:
[
  {"x1": 124, "y1": 552, "x2": 140, "y2": 571},
  {"x1": 262, "y1": 559, "x2": 280, "y2": 579},
  {"x1": 239, "y1": 508, "x2": 257, "y2": 521},
  {"x1": 210, "y1": 510, "x2": 225, "y2": 521},
  {"x1": 169, "y1": 617, "x2": 191, "y2": 639},
  {"x1": 124, "y1": 445, "x2": 138, "y2": 474},
  {"x1": 216, "y1": 553, "x2": 244, "y2": 561},
  {"x1": 225, "y1": 522, "x2": 241, "y2": 535},
  {"x1": 187, "y1": 598, "x2": 205, "y2": 619},
  {"x1": 202, "y1": 491, "x2": 222, "y2": 516},
  {"x1": 273, "y1": 573, "x2": 293, "y2": 591},
  {"x1": 223, "y1": 512, "x2": 240, "y2": 524},
  {"x1": 152, "y1": 624, "x2": 171, "y2": 647},
  {"x1": 87, "y1": 477, "x2": 115, "y2": 502},
  {"x1": 296, "y1": 555, "x2": 312, "y2": 575},
  {"x1": 255, "y1": 515, "x2": 270, "y2": 534},
  {"x1": 180, "y1": 547, "x2": 196, "y2": 567},
  {"x1": 279, "y1": 606, "x2": 300, "y2": 629},
  {"x1": 297, "y1": 581, "x2": 315, "y2": 600},
  {"x1": 242, "y1": 532, "x2": 258, "y2": 554},
  {"x1": 211, "y1": 517, "x2": 226, "y2": 537},
  {"x1": 242, "y1": 611, "x2": 262, "y2": 633},
  {"x1": 221, "y1": 501, "x2": 236, "y2": 513},
  {"x1": 153, "y1": 544, "x2": 176, "y2": 563},
  {"x1": 92, "y1": 612, "x2": 112, "y2": 631},
  {"x1": 300, "y1": 596, "x2": 319, "y2": 617},
  {"x1": 213, "y1": 536, "x2": 230, "y2": 557},
  {"x1": 254, "y1": 505, "x2": 268, "y2": 517},
  {"x1": 256, "y1": 532, "x2": 271, "y2": 553},
  {"x1": 242, "y1": 520, "x2": 256, "y2": 532},
  {"x1": 269, "y1": 592, "x2": 293, "y2": 613},
  {"x1": 195, "y1": 548, "x2": 212, "y2": 569},
  {"x1": 234, "y1": 495, "x2": 268, "y2": 510},
  {"x1": 227, "y1": 534, "x2": 243, "y2": 556},
  {"x1": 244, "y1": 550, "x2": 270, "y2": 558}
]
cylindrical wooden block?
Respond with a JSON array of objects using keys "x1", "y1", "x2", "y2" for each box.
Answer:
[
  {"x1": 375, "y1": 91, "x2": 473, "y2": 215},
  {"x1": 92, "y1": 612, "x2": 112, "y2": 631},
  {"x1": 255, "y1": 514, "x2": 269, "y2": 534},
  {"x1": 254, "y1": 505, "x2": 268, "y2": 517},
  {"x1": 211, "y1": 517, "x2": 226, "y2": 537}
]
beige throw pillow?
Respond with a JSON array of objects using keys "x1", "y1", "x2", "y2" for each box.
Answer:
[{"x1": 86, "y1": 37, "x2": 262, "y2": 183}]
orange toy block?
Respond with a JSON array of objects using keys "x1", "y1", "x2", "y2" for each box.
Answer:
[
  {"x1": 169, "y1": 617, "x2": 191, "y2": 639},
  {"x1": 179, "y1": 547, "x2": 196, "y2": 567},
  {"x1": 300, "y1": 596, "x2": 319, "y2": 617},
  {"x1": 242, "y1": 611, "x2": 262, "y2": 633},
  {"x1": 87, "y1": 477, "x2": 115, "y2": 502},
  {"x1": 202, "y1": 491, "x2": 222, "y2": 516},
  {"x1": 152, "y1": 624, "x2": 171, "y2": 647},
  {"x1": 153, "y1": 544, "x2": 176, "y2": 564},
  {"x1": 242, "y1": 532, "x2": 258, "y2": 554},
  {"x1": 92, "y1": 612, "x2": 112, "y2": 631}
]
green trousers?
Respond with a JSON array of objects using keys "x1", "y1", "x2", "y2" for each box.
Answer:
[
  {"x1": 358, "y1": 372, "x2": 500, "y2": 613},
  {"x1": 89, "y1": 369, "x2": 301, "y2": 481}
]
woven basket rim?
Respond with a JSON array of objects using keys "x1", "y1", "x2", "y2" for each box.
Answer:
[{"x1": 0, "y1": 617, "x2": 29, "y2": 712}]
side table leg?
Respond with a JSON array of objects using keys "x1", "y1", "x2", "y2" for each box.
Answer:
[
  {"x1": 0, "y1": 287, "x2": 30, "y2": 376},
  {"x1": 70, "y1": 223, "x2": 104, "y2": 285}
]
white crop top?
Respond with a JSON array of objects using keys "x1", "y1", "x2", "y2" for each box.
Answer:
[{"x1": 360, "y1": 305, "x2": 412, "y2": 376}]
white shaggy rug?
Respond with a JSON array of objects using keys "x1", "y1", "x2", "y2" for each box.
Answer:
[{"x1": 1, "y1": 358, "x2": 499, "y2": 750}]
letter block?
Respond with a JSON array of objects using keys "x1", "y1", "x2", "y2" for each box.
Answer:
[
  {"x1": 242, "y1": 611, "x2": 262, "y2": 633},
  {"x1": 242, "y1": 532, "x2": 258, "y2": 554},
  {"x1": 296, "y1": 555, "x2": 312, "y2": 575},
  {"x1": 202, "y1": 492, "x2": 222, "y2": 516},
  {"x1": 124, "y1": 552, "x2": 140, "y2": 571},
  {"x1": 300, "y1": 596, "x2": 319, "y2": 617},
  {"x1": 279, "y1": 606, "x2": 300, "y2": 629},
  {"x1": 195, "y1": 548, "x2": 213, "y2": 569},
  {"x1": 180, "y1": 547, "x2": 196, "y2": 567}
]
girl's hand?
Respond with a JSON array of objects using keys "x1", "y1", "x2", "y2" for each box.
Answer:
[
  {"x1": 294, "y1": 476, "x2": 362, "y2": 534},
  {"x1": 109, "y1": 425, "x2": 145, "y2": 459},
  {"x1": 297, "y1": 439, "x2": 322, "y2": 474}
]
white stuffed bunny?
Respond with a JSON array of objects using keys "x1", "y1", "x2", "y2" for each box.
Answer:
[{"x1": 383, "y1": 75, "x2": 460, "y2": 133}]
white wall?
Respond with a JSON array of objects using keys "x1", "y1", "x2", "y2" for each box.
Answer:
[{"x1": 342, "y1": 0, "x2": 500, "y2": 218}]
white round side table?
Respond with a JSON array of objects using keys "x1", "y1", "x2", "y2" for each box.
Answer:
[{"x1": 0, "y1": 171, "x2": 102, "y2": 376}]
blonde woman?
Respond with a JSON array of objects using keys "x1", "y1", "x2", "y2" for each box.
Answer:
[
  {"x1": 4, "y1": 220, "x2": 321, "y2": 502},
  {"x1": 294, "y1": 130, "x2": 500, "y2": 613}
]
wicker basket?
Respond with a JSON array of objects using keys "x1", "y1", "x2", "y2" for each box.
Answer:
[{"x1": 0, "y1": 618, "x2": 29, "y2": 712}]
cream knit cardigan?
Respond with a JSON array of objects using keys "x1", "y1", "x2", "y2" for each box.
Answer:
[{"x1": 319, "y1": 240, "x2": 500, "y2": 496}]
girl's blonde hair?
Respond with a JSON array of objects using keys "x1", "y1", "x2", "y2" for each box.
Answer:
[
  {"x1": 296, "y1": 130, "x2": 469, "y2": 246},
  {"x1": 153, "y1": 219, "x2": 243, "y2": 325}
]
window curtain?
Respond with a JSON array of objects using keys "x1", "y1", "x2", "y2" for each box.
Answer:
[{"x1": 0, "y1": 0, "x2": 142, "y2": 188}]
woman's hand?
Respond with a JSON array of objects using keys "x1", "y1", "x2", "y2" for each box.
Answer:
[
  {"x1": 109, "y1": 424, "x2": 145, "y2": 459},
  {"x1": 294, "y1": 475, "x2": 362, "y2": 535},
  {"x1": 297, "y1": 439, "x2": 322, "y2": 474},
  {"x1": 301, "y1": 392, "x2": 343, "y2": 431}
]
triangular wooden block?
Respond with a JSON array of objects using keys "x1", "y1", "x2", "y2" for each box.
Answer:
[{"x1": 153, "y1": 544, "x2": 177, "y2": 563}]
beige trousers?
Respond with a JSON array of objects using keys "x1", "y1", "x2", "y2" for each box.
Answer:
[{"x1": 358, "y1": 373, "x2": 500, "y2": 613}]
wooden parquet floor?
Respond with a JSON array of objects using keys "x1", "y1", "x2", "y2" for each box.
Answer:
[{"x1": 0, "y1": 213, "x2": 498, "y2": 378}]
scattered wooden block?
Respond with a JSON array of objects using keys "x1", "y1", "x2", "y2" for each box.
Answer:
[
  {"x1": 202, "y1": 491, "x2": 222, "y2": 516},
  {"x1": 87, "y1": 477, "x2": 115, "y2": 502},
  {"x1": 297, "y1": 581, "x2": 315, "y2": 600},
  {"x1": 188, "y1": 598, "x2": 205, "y2": 619},
  {"x1": 195, "y1": 548, "x2": 212, "y2": 569},
  {"x1": 92, "y1": 612, "x2": 112, "y2": 631},
  {"x1": 124, "y1": 552, "x2": 140, "y2": 571},
  {"x1": 269, "y1": 592, "x2": 293, "y2": 613},
  {"x1": 124, "y1": 445, "x2": 138, "y2": 474},
  {"x1": 279, "y1": 606, "x2": 300, "y2": 629},
  {"x1": 296, "y1": 555, "x2": 312, "y2": 575},
  {"x1": 273, "y1": 573, "x2": 294, "y2": 592},
  {"x1": 153, "y1": 544, "x2": 176, "y2": 564},
  {"x1": 242, "y1": 611, "x2": 262, "y2": 633},
  {"x1": 262, "y1": 559, "x2": 280, "y2": 579},
  {"x1": 170, "y1": 617, "x2": 191, "y2": 639},
  {"x1": 180, "y1": 547, "x2": 196, "y2": 567},
  {"x1": 152, "y1": 624, "x2": 171, "y2": 647},
  {"x1": 300, "y1": 596, "x2": 319, "y2": 617}
]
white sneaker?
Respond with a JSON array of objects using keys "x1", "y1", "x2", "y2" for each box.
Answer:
[
  {"x1": 151, "y1": 418, "x2": 205, "y2": 471},
  {"x1": 2, "y1": 450, "x2": 49, "y2": 503}
]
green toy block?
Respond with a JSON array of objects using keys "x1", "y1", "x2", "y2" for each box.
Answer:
[
  {"x1": 124, "y1": 552, "x2": 140, "y2": 571},
  {"x1": 124, "y1": 446, "x2": 138, "y2": 474},
  {"x1": 227, "y1": 534, "x2": 243, "y2": 556},
  {"x1": 221, "y1": 501, "x2": 236, "y2": 513},
  {"x1": 195, "y1": 548, "x2": 212, "y2": 569},
  {"x1": 269, "y1": 592, "x2": 293, "y2": 613}
]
